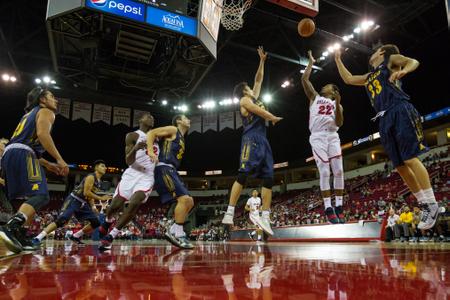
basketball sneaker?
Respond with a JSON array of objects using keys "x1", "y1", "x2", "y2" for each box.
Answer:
[
  {"x1": 0, "y1": 225, "x2": 23, "y2": 253},
  {"x1": 99, "y1": 234, "x2": 113, "y2": 251},
  {"x1": 69, "y1": 235, "x2": 85, "y2": 245},
  {"x1": 325, "y1": 207, "x2": 339, "y2": 224},
  {"x1": 165, "y1": 230, "x2": 194, "y2": 249},
  {"x1": 222, "y1": 213, "x2": 234, "y2": 225},
  {"x1": 334, "y1": 206, "x2": 345, "y2": 224},
  {"x1": 256, "y1": 215, "x2": 274, "y2": 236},
  {"x1": 418, "y1": 203, "x2": 439, "y2": 230}
]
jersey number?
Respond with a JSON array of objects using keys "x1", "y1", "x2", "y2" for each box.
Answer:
[
  {"x1": 12, "y1": 114, "x2": 30, "y2": 138},
  {"x1": 367, "y1": 79, "x2": 382, "y2": 99},
  {"x1": 318, "y1": 105, "x2": 333, "y2": 115}
]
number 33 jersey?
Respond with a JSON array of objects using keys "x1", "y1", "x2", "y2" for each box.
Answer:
[{"x1": 309, "y1": 95, "x2": 339, "y2": 134}]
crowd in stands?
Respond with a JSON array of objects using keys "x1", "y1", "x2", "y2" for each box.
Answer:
[{"x1": 0, "y1": 146, "x2": 448, "y2": 243}]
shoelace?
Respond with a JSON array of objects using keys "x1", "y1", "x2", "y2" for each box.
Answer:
[{"x1": 420, "y1": 205, "x2": 431, "y2": 223}]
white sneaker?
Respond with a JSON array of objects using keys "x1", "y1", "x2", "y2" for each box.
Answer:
[
  {"x1": 418, "y1": 203, "x2": 439, "y2": 230},
  {"x1": 249, "y1": 213, "x2": 261, "y2": 227},
  {"x1": 222, "y1": 213, "x2": 234, "y2": 225},
  {"x1": 256, "y1": 216, "x2": 274, "y2": 236}
]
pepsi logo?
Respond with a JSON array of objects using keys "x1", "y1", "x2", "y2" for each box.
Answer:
[{"x1": 91, "y1": 0, "x2": 107, "y2": 7}]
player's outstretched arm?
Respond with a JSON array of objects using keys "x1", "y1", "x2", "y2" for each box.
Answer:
[
  {"x1": 252, "y1": 46, "x2": 267, "y2": 100},
  {"x1": 146, "y1": 126, "x2": 178, "y2": 161},
  {"x1": 241, "y1": 97, "x2": 282, "y2": 125},
  {"x1": 301, "y1": 50, "x2": 318, "y2": 103},
  {"x1": 36, "y1": 108, "x2": 69, "y2": 176},
  {"x1": 388, "y1": 54, "x2": 419, "y2": 82},
  {"x1": 334, "y1": 49, "x2": 369, "y2": 86}
]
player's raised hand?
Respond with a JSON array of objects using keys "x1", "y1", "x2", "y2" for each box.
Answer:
[
  {"x1": 257, "y1": 46, "x2": 267, "y2": 61},
  {"x1": 334, "y1": 48, "x2": 342, "y2": 60},
  {"x1": 307, "y1": 50, "x2": 316, "y2": 64},
  {"x1": 271, "y1": 116, "x2": 283, "y2": 126},
  {"x1": 334, "y1": 90, "x2": 341, "y2": 104},
  {"x1": 389, "y1": 70, "x2": 407, "y2": 83},
  {"x1": 100, "y1": 194, "x2": 112, "y2": 202}
]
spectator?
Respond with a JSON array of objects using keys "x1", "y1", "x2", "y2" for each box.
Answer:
[
  {"x1": 398, "y1": 206, "x2": 414, "y2": 242},
  {"x1": 385, "y1": 208, "x2": 400, "y2": 242}
]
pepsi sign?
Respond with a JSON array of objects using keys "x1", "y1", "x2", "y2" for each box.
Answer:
[
  {"x1": 146, "y1": 6, "x2": 197, "y2": 37},
  {"x1": 86, "y1": 0, "x2": 145, "y2": 22}
]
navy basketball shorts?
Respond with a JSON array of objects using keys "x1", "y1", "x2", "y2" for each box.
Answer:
[
  {"x1": 1, "y1": 148, "x2": 48, "y2": 200},
  {"x1": 238, "y1": 134, "x2": 274, "y2": 179},
  {"x1": 155, "y1": 165, "x2": 190, "y2": 204},
  {"x1": 378, "y1": 101, "x2": 428, "y2": 168},
  {"x1": 58, "y1": 195, "x2": 98, "y2": 223}
]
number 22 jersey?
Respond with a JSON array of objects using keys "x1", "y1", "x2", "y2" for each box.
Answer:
[{"x1": 309, "y1": 95, "x2": 339, "y2": 134}]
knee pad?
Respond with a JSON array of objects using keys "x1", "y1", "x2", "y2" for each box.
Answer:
[
  {"x1": 236, "y1": 173, "x2": 248, "y2": 185},
  {"x1": 55, "y1": 217, "x2": 67, "y2": 228},
  {"x1": 25, "y1": 194, "x2": 50, "y2": 211},
  {"x1": 262, "y1": 177, "x2": 273, "y2": 189},
  {"x1": 88, "y1": 218, "x2": 100, "y2": 229}
]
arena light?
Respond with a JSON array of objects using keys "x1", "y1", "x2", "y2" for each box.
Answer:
[
  {"x1": 162, "y1": 100, "x2": 168, "y2": 106},
  {"x1": 353, "y1": 27, "x2": 361, "y2": 34},
  {"x1": 333, "y1": 43, "x2": 341, "y2": 50},
  {"x1": 10, "y1": 76, "x2": 16, "y2": 82},
  {"x1": 327, "y1": 46, "x2": 335, "y2": 53},
  {"x1": 202, "y1": 100, "x2": 216, "y2": 109},
  {"x1": 35, "y1": 78, "x2": 42, "y2": 84},
  {"x1": 322, "y1": 51, "x2": 329, "y2": 57},
  {"x1": 2, "y1": 74, "x2": 10, "y2": 81},
  {"x1": 233, "y1": 97, "x2": 239, "y2": 104},
  {"x1": 360, "y1": 20, "x2": 375, "y2": 31},
  {"x1": 197, "y1": 104, "x2": 202, "y2": 109},
  {"x1": 300, "y1": 69, "x2": 306, "y2": 74},
  {"x1": 281, "y1": 80, "x2": 290, "y2": 88},
  {"x1": 179, "y1": 104, "x2": 188, "y2": 112},
  {"x1": 262, "y1": 94, "x2": 272, "y2": 103},
  {"x1": 50, "y1": 80, "x2": 56, "y2": 84},
  {"x1": 43, "y1": 76, "x2": 51, "y2": 83}
]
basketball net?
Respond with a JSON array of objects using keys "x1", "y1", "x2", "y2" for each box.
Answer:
[{"x1": 216, "y1": 0, "x2": 252, "y2": 31}]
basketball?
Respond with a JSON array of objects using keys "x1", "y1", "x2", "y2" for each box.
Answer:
[{"x1": 298, "y1": 18, "x2": 315, "y2": 37}]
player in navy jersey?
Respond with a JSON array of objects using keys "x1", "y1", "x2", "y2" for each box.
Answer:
[
  {"x1": 335, "y1": 45, "x2": 438, "y2": 230},
  {"x1": 32, "y1": 160, "x2": 111, "y2": 246},
  {"x1": 222, "y1": 46, "x2": 282, "y2": 236},
  {"x1": 0, "y1": 87, "x2": 69, "y2": 253},
  {"x1": 147, "y1": 114, "x2": 194, "y2": 249}
]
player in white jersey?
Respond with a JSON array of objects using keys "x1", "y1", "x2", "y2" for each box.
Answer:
[
  {"x1": 98, "y1": 113, "x2": 158, "y2": 250},
  {"x1": 301, "y1": 50, "x2": 345, "y2": 224},
  {"x1": 246, "y1": 190, "x2": 263, "y2": 242}
]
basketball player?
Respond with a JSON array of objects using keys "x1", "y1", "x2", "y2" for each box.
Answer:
[
  {"x1": 0, "y1": 87, "x2": 69, "y2": 253},
  {"x1": 32, "y1": 160, "x2": 110, "y2": 246},
  {"x1": 147, "y1": 114, "x2": 194, "y2": 249},
  {"x1": 222, "y1": 46, "x2": 282, "y2": 236},
  {"x1": 98, "y1": 113, "x2": 157, "y2": 250},
  {"x1": 302, "y1": 50, "x2": 345, "y2": 224},
  {"x1": 246, "y1": 189, "x2": 263, "y2": 242},
  {"x1": 334, "y1": 46, "x2": 438, "y2": 229}
]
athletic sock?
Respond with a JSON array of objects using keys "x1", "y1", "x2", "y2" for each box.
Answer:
[
  {"x1": 36, "y1": 231, "x2": 47, "y2": 241},
  {"x1": 251, "y1": 230, "x2": 256, "y2": 236},
  {"x1": 226, "y1": 206, "x2": 235, "y2": 215},
  {"x1": 335, "y1": 195, "x2": 343, "y2": 207},
  {"x1": 324, "y1": 197, "x2": 332, "y2": 209},
  {"x1": 422, "y1": 188, "x2": 437, "y2": 204},
  {"x1": 170, "y1": 223, "x2": 185, "y2": 238},
  {"x1": 413, "y1": 190, "x2": 426, "y2": 204}
]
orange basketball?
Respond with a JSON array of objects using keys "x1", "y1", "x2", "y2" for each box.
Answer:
[{"x1": 298, "y1": 18, "x2": 315, "y2": 38}]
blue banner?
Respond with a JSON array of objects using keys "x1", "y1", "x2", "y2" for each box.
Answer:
[
  {"x1": 86, "y1": 0, "x2": 145, "y2": 22},
  {"x1": 146, "y1": 6, "x2": 197, "y2": 36},
  {"x1": 423, "y1": 107, "x2": 450, "y2": 122}
]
